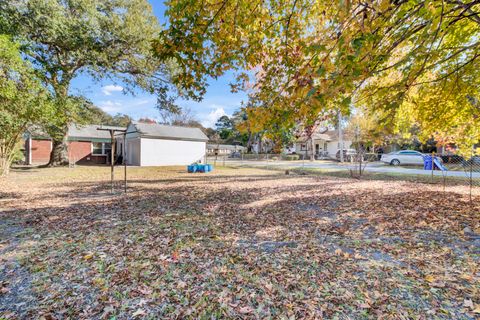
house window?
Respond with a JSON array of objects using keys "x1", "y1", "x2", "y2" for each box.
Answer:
[
  {"x1": 92, "y1": 142, "x2": 111, "y2": 155},
  {"x1": 300, "y1": 144, "x2": 307, "y2": 151},
  {"x1": 92, "y1": 142, "x2": 103, "y2": 155}
]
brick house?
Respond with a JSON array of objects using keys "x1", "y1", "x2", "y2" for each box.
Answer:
[
  {"x1": 24, "y1": 135, "x2": 52, "y2": 165},
  {"x1": 25, "y1": 124, "x2": 126, "y2": 165}
]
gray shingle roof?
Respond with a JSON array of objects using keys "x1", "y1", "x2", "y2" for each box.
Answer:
[
  {"x1": 68, "y1": 124, "x2": 126, "y2": 140},
  {"x1": 133, "y1": 122, "x2": 209, "y2": 141},
  {"x1": 296, "y1": 129, "x2": 352, "y2": 142}
]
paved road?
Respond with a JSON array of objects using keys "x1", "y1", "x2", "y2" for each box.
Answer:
[{"x1": 220, "y1": 159, "x2": 480, "y2": 179}]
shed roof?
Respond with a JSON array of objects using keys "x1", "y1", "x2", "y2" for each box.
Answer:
[{"x1": 132, "y1": 122, "x2": 209, "y2": 141}]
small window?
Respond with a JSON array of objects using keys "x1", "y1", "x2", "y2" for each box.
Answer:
[
  {"x1": 300, "y1": 144, "x2": 307, "y2": 151},
  {"x1": 92, "y1": 142, "x2": 103, "y2": 155},
  {"x1": 92, "y1": 142, "x2": 111, "y2": 155}
]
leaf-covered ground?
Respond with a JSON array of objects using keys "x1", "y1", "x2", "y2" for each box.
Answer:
[{"x1": 1, "y1": 166, "x2": 479, "y2": 319}]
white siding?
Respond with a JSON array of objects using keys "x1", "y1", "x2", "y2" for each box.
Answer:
[
  {"x1": 140, "y1": 138, "x2": 206, "y2": 166},
  {"x1": 126, "y1": 138, "x2": 141, "y2": 166},
  {"x1": 326, "y1": 140, "x2": 352, "y2": 159}
]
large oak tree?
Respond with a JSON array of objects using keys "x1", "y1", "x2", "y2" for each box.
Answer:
[{"x1": 1, "y1": 0, "x2": 177, "y2": 165}]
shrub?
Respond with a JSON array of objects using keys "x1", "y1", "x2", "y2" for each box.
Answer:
[{"x1": 283, "y1": 154, "x2": 300, "y2": 161}]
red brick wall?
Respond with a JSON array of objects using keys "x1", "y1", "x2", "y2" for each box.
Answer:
[
  {"x1": 31, "y1": 139, "x2": 52, "y2": 164},
  {"x1": 68, "y1": 141, "x2": 107, "y2": 164}
]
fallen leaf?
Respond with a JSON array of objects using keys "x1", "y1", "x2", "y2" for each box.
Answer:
[
  {"x1": 463, "y1": 299, "x2": 474, "y2": 309},
  {"x1": 132, "y1": 309, "x2": 146, "y2": 317},
  {"x1": 238, "y1": 306, "x2": 253, "y2": 314},
  {"x1": 83, "y1": 253, "x2": 94, "y2": 261},
  {"x1": 425, "y1": 275, "x2": 435, "y2": 283}
]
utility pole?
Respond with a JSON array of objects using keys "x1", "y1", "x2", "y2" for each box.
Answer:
[{"x1": 338, "y1": 110, "x2": 344, "y2": 163}]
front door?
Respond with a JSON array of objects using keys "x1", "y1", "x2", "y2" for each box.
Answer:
[{"x1": 315, "y1": 144, "x2": 320, "y2": 155}]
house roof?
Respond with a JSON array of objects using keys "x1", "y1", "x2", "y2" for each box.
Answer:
[
  {"x1": 297, "y1": 131, "x2": 333, "y2": 142},
  {"x1": 68, "y1": 124, "x2": 126, "y2": 141},
  {"x1": 25, "y1": 125, "x2": 51, "y2": 140},
  {"x1": 131, "y1": 122, "x2": 209, "y2": 142},
  {"x1": 207, "y1": 144, "x2": 246, "y2": 151},
  {"x1": 297, "y1": 129, "x2": 352, "y2": 143}
]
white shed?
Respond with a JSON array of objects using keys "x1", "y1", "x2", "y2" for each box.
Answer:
[{"x1": 125, "y1": 122, "x2": 208, "y2": 166}]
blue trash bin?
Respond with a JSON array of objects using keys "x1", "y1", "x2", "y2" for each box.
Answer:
[
  {"x1": 206, "y1": 164, "x2": 213, "y2": 172},
  {"x1": 197, "y1": 164, "x2": 206, "y2": 173},
  {"x1": 187, "y1": 165, "x2": 197, "y2": 173},
  {"x1": 423, "y1": 155, "x2": 433, "y2": 170}
]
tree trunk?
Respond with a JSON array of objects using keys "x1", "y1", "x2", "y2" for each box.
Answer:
[
  {"x1": 0, "y1": 156, "x2": 10, "y2": 177},
  {"x1": 48, "y1": 83, "x2": 71, "y2": 166},
  {"x1": 48, "y1": 128, "x2": 69, "y2": 166}
]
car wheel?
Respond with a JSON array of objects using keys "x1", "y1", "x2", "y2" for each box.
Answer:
[{"x1": 390, "y1": 159, "x2": 400, "y2": 166}]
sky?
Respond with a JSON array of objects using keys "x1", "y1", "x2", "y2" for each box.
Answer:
[{"x1": 68, "y1": 1, "x2": 247, "y2": 129}]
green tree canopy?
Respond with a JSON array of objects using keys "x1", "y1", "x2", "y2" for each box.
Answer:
[
  {"x1": 215, "y1": 115, "x2": 234, "y2": 140},
  {"x1": 0, "y1": 34, "x2": 53, "y2": 175}
]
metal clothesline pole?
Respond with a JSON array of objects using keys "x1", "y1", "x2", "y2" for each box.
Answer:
[{"x1": 97, "y1": 126, "x2": 127, "y2": 194}]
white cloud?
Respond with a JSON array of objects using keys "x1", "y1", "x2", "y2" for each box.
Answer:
[
  {"x1": 98, "y1": 100, "x2": 123, "y2": 113},
  {"x1": 199, "y1": 106, "x2": 228, "y2": 128},
  {"x1": 132, "y1": 98, "x2": 155, "y2": 107},
  {"x1": 101, "y1": 85, "x2": 123, "y2": 96}
]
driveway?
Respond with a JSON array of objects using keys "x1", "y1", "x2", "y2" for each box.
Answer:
[{"x1": 221, "y1": 159, "x2": 480, "y2": 179}]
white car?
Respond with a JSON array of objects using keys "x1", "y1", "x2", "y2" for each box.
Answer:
[{"x1": 380, "y1": 150, "x2": 426, "y2": 166}]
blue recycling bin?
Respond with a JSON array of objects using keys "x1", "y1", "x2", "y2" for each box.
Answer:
[
  {"x1": 423, "y1": 155, "x2": 433, "y2": 170},
  {"x1": 188, "y1": 164, "x2": 214, "y2": 173}
]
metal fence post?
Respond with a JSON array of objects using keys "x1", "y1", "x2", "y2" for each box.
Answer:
[
  {"x1": 431, "y1": 151, "x2": 434, "y2": 184},
  {"x1": 470, "y1": 147, "x2": 473, "y2": 203}
]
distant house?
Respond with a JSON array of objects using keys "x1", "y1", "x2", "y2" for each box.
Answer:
[
  {"x1": 24, "y1": 126, "x2": 52, "y2": 165},
  {"x1": 207, "y1": 143, "x2": 245, "y2": 156},
  {"x1": 294, "y1": 129, "x2": 352, "y2": 159},
  {"x1": 24, "y1": 124, "x2": 126, "y2": 165},
  {"x1": 125, "y1": 122, "x2": 209, "y2": 166},
  {"x1": 67, "y1": 124, "x2": 126, "y2": 164}
]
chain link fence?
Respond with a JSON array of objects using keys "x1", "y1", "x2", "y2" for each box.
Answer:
[{"x1": 206, "y1": 149, "x2": 480, "y2": 200}]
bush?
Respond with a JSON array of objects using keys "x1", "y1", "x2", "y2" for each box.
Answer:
[{"x1": 283, "y1": 154, "x2": 300, "y2": 161}]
